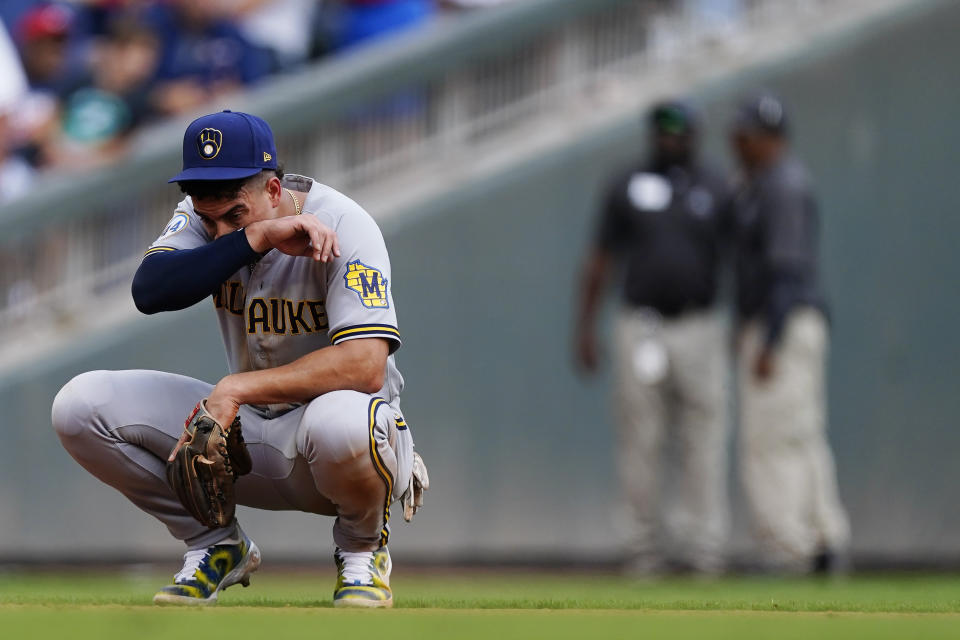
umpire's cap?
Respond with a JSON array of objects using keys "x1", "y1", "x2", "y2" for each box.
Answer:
[
  {"x1": 169, "y1": 110, "x2": 278, "y2": 183},
  {"x1": 733, "y1": 92, "x2": 789, "y2": 136},
  {"x1": 648, "y1": 100, "x2": 698, "y2": 136}
]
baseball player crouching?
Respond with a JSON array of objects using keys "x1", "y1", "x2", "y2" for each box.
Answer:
[{"x1": 51, "y1": 110, "x2": 428, "y2": 608}]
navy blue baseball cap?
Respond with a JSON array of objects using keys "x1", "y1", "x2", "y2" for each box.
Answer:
[{"x1": 168, "y1": 110, "x2": 278, "y2": 183}]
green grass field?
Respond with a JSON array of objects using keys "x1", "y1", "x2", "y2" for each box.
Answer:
[{"x1": 1, "y1": 569, "x2": 958, "y2": 639}]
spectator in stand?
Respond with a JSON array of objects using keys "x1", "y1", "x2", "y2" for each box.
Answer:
[
  {"x1": 47, "y1": 13, "x2": 161, "y2": 169},
  {"x1": 9, "y1": 3, "x2": 91, "y2": 168},
  {"x1": 322, "y1": 0, "x2": 435, "y2": 51},
  {"x1": 0, "y1": 18, "x2": 28, "y2": 115},
  {"x1": 144, "y1": 0, "x2": 274, "y2": 116},
  {"x1": 15, "y1": 3, "x2": 88, "y2": 97},
  {"x1": 0, "y1": 0, "x2": 476, "y2": 184},
  {"x1": 217, "y1": 0, "x2": 319, "y2": 71},
  {"x1": 0, "y1": 20, "x2": 34, "y2": 204},
  {"x1": 65, "y1": 0, "x2": 144, "y2": 38}
]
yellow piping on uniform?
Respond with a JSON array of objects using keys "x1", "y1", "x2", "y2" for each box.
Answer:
[
  {"x1": 143, "y1": 246, "x2": 177, "y2": 258},
  {"x1": 368, "y1": 398, "x2": 394, "y2": 547}
]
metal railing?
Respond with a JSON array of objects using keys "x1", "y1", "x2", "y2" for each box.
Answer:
[{"x1": 0, "y1": 0, "x2": 883, "y2": 353}]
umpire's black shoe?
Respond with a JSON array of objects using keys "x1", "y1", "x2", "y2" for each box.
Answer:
[{"x1": 812, "y1": 548, "x2": 850, "y2": 576}]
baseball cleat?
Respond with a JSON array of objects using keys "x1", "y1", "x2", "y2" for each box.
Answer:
[
  {"x1": 333, "y1": 546, "x2": 393, "y2": 608},
  {"x1": 153, "y1": 529, "x2": 261, "y2": 606}
]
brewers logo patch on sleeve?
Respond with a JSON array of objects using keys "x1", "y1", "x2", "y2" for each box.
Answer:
[{"x1": 344, "y1": 260, "x2": 389, "y2": 309}]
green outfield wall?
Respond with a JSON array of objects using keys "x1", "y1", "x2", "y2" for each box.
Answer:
[{"x1": 0, "y1": 0, "x2": 957, "y2": 562}]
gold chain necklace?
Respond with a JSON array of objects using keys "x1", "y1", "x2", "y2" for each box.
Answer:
[{"x1": 284, "y1": 187, "x2": 301, "y2": 215}]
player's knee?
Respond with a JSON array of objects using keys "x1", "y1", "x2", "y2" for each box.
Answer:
[
  {"x1": 300, "y1": 391, "x2": 373, "y2": 464},
  {"x1": 51, "y1": 370, "x2": 110, "y2": 440}
]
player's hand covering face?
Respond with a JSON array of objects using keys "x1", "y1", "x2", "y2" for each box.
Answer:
[
  {"x1": 193, "y1": 182, "x2": 340, "y2": 263},
  {"x1": 247, "y1": 215, "x2": 341, "y2": 263}
]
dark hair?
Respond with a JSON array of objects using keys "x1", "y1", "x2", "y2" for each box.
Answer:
[{"x1": 178, "y1": 166, "x2": 284, "y2": 201}]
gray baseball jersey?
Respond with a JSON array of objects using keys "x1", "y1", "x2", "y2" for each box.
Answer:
[
  {"x1": 145, "y1": 174, "x2": 404, "y2": 418},
  {"x1": 52, "y1": 176, "x2": 414, "y2": 552}
]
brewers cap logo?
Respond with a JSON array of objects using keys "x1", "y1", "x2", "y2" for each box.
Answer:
[
  {"x1": 197, "y1": 128, "x2": 222, "y2": 159},
  {"x1": 344, "y1": 260, "x2": 389, "y2": 309}
]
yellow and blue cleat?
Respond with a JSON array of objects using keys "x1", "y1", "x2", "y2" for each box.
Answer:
[
  {"x1": 153, "y1": 530, "x2": 261, "y2": 606},
  {"x1": 333, "y1": 546, "x2": 393, "y2": 608}
]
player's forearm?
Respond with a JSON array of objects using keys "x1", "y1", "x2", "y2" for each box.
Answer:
[
  {"x1": 133, "y1": 231, "x2": 259, "y2": 313},
  {"x1": 218, "y1": 338, "x2": 391, "y2": 406},
  {"x1": 242, "y1": 220, "x2": 277, "y2": 254}
]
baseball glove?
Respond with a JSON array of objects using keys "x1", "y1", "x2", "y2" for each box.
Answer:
[{"x1": 165, "y1": 400, "x2": 252, "y2": 529}]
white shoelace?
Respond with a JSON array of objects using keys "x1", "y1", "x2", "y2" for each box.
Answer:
[
  {"x1": 174, "y1": 549, "x2": 209, "y2": 583},
  {"x1": 339, "y1": 550, "x2": 374, "y2": 585}
]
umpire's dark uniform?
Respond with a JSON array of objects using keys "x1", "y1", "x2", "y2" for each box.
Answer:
[
  {"x1": 577, "y1": 101, "x2": 730, "y2": 575},
  {"x1": 729, "y1": 93, "x2": 850, "y2": 573}
]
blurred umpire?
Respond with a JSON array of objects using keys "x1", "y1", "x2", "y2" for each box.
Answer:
[
  {"x1": 728, "y1": 93, "x2": 849, "y2": 573},
  {"x1": 576, "y1": 101, "x2": 729, "y2": 575}
]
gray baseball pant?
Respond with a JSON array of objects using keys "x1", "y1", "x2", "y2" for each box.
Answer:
[
  {"x1": 613, "y1": 307, "x2": 730, "y2": 573},
  {"x1": 51, "y1": 369, "x2": 413, "y2": 552},
  {"x1": 739, "y1": 308, "x2": 850, "y2": 570}
]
